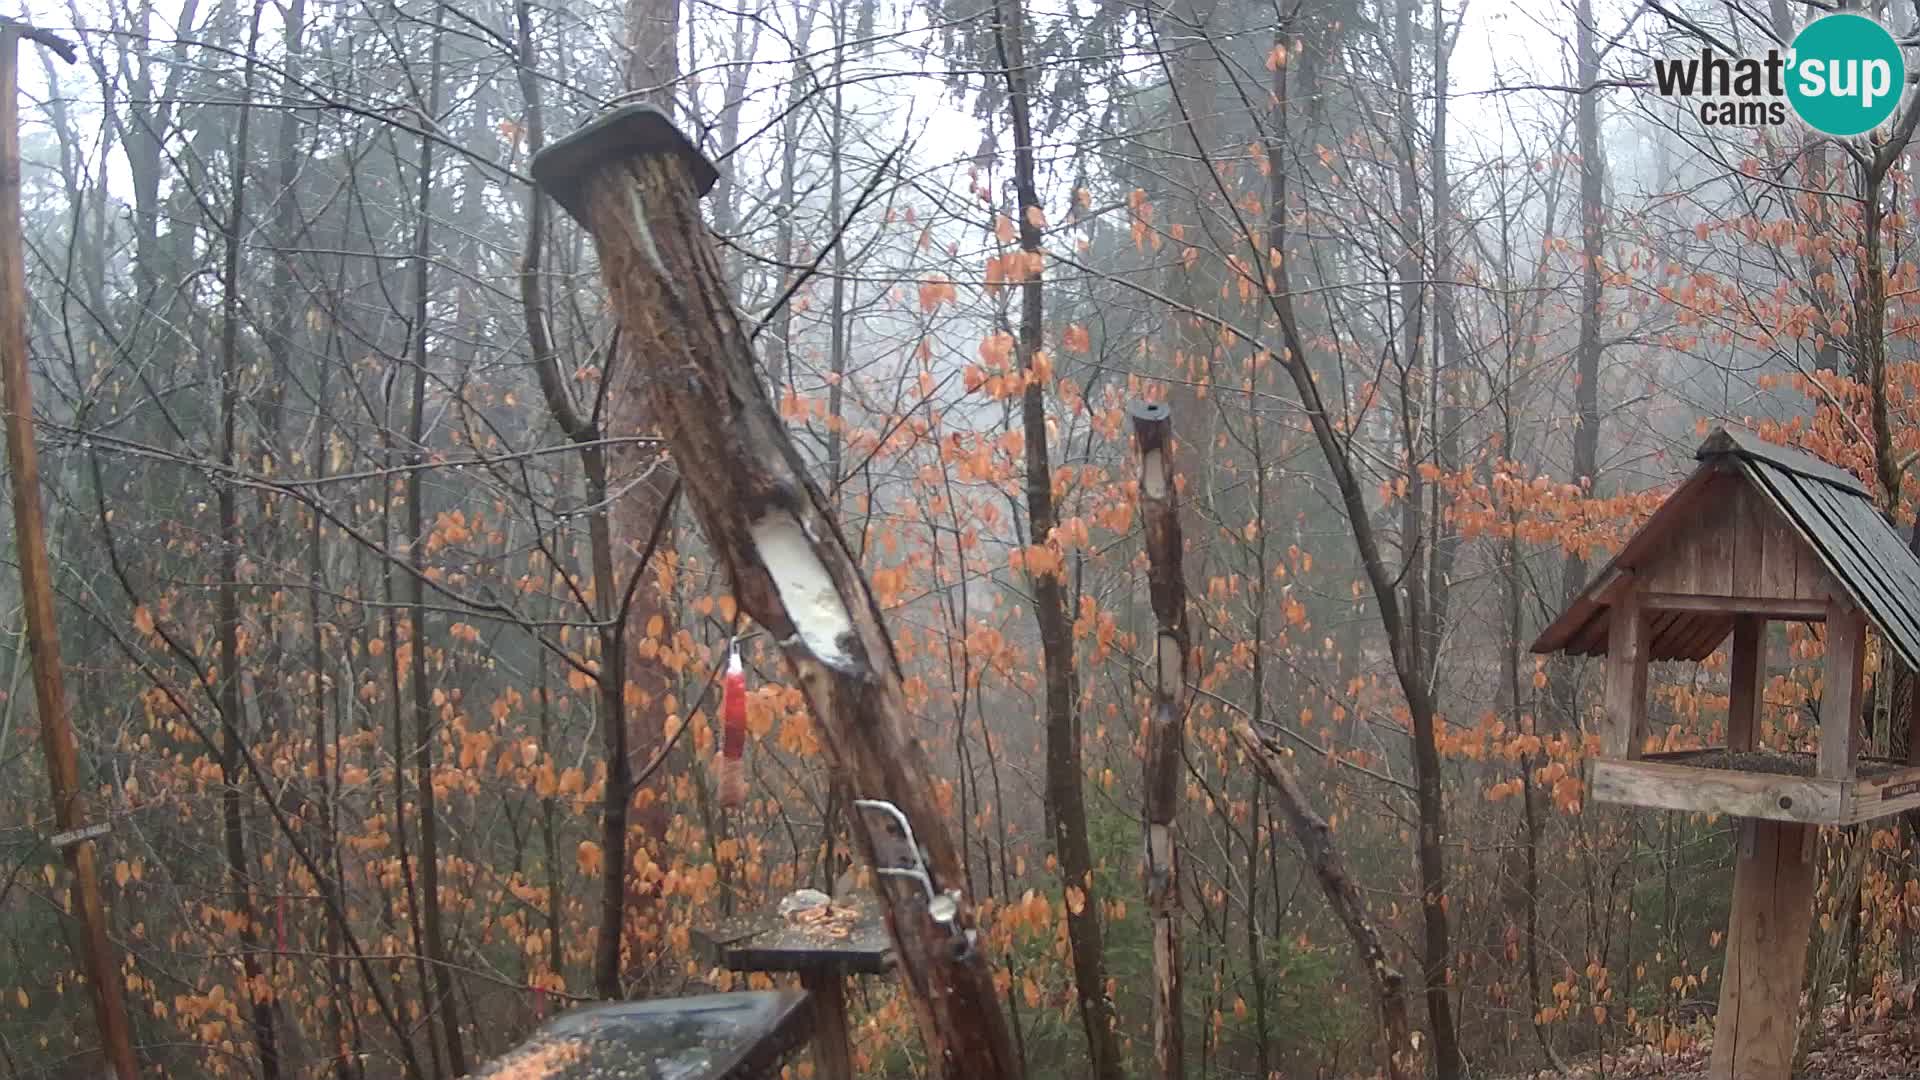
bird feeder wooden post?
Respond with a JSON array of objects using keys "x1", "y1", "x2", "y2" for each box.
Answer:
[
  {"x1": 1536, "y1": 426, "x2": 1920, "y2": 1080},
  {"x1": 530, "y1": 105, "x2": 1023, "y2": 1079}
]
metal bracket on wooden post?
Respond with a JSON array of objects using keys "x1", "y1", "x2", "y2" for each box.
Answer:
[{"x1": 853, "y1": 798, "x2": 974, "y2": 961}]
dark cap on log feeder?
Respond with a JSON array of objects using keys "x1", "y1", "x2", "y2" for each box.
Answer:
[
  {"x1": 529, "y1": 103, "x2": 720, "y2": 225},
  {"x1": 1129, "y1": 400, "x2": 1172, "y2": 446}
]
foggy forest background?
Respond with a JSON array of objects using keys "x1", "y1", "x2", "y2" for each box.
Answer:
[{"x1": 0, "y1": 0, "x2": 1914, "y2": 1074}]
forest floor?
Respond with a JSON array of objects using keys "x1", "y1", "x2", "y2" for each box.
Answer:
[{"x1": 1503, "y1": 1007, "x2": 1920, "y2": 1079}]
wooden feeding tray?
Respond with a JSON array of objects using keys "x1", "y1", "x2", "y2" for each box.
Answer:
[
  {"x1": 694, "y1": 893, "x2": 893, "y2": 1078},
  {"x1": 695, "y1": 895, "x2": 892, "y2": 976},
  {"x1": 471, "y1": 991, "x2": 812, "y2": 1080},
  {"x1": 1589, "y1": 748, "x2": 1920, "y2": 825}
]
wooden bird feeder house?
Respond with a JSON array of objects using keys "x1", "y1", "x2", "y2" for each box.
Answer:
[{"x1": 1535, "y1": 425, "x2": 1920, "y2": 1080}]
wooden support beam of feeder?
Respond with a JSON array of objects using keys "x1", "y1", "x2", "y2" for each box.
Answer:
[
  {"x1": 531, "y1": 105, "x2": 1022, "y2": 1079},
  {"x1": 1640, "y1": 593, "x2": 1826, "y2": 620},
  {"x1": 1727, "y1": 615, "x2": 1765, "y2": 752},
  {"x1": 1131, "y1": 400, "x2": 1186, "y2": 1080},
  {"x1": 804, "y1": 972, "x2": 853, "y2": 1078},
  {"x1": 1819, "y1": 599, "x2": 1867, "y2": 781},
  {"x1": 1908, "y1": 666, "x2": 1920, "y2": 767},
  {"x1": 1603, "y1": 589, "x2": 1649, "y2": 758}
]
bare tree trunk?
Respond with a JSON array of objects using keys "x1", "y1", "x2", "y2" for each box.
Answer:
[
  {"x1": 1264, "y1": 23, "x2": 1464, "y2": 1079},
  {"x1": 306, "y1": 359, "x2": 358, "y2": 1080},
  {"x1": 1563, "y1": 0, "x2": 1603, "y2": 611},
  {"x1": 992, "y1": 0, "x2": 1122, "y2": 1073},
  {"x1": 624, "y1": 0, "x2": 679, "y2": 105},
  {"x1": 610, "y1": 0, "x2": 683, "y2": 980},
  {"x1": 514, "y1": 1, "x2": 649, "y2": 1000},
  {"x1": 537, "y1": 654, "x2": 566, "y2": 988},
  {"x1": 766, "y1": 0, "x2": 820, "y2": 381},
  {"x1": 825, "y1": 3, "x2": 848, "y2": 486},
  {"x1": 406, "y1": 10, "x2": 465, "y2": 1072},
  {"x1": 217, "y1": 8, "x2": 280, "y2": 1076},
  {"x1": 0, "y1": 22, "x2": 140, "y2": 1080},
  {"x1": 706, "y1": 4, "x2": 758, "y2": 289}
]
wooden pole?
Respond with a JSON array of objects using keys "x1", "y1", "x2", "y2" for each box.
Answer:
[
  {"x1": 531, "y1": 105, "x2": 1023, "y2": 1079},
  {"x1": 0, "y1": 21, "x2": 139, "y2": 1080},
  {"x1": 1818, "y1": 601, "x2": 1867, "y2": 780},
  {"x1": 1717, "y1": 613, "x2": 1808, "y2": 1079},
  {"x1": 798, "y1": 969, "x2": 853, "y2": 1079},
  {"x1": 1131, "y1": 401, "x2": 1185, "y2": 1079},
  {"x1": 1709, "y1": 819, "x2": 1815, "y2": 1080}
]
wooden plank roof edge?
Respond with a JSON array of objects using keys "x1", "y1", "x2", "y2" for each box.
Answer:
[
  {"x1": 1528, "y1": 464, "x2": 1726, "y2": 654},
  {"x1": 1538, "y1": 424, "x2": 1920, "y2": 674},
  {"x1": 1696, "y1": 425, "x2": 1870, "y2": 498}
]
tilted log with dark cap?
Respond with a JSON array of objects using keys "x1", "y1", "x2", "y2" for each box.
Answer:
[{"x1": 530, "y1": 103, "x2": 1024, "y2": 1078}]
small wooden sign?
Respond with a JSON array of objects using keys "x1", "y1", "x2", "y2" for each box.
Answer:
[
  {"x1": 1881, "y1": 779, "x2": 1920, "y2": 801},
  {"x1": 49, "y1": 822, "x2": 108, "y2": 849}
]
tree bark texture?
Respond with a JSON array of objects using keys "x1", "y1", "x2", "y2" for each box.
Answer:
[
  {"x1": 990, "y1": 0, "x2": 1124, "y2": 1073},
  {"x1": 532, "y1": 108, "x2": 1024, "y2": 1079},
  {"x1": 0, "y1": 24, "x2": 140, "y2": 1080}
]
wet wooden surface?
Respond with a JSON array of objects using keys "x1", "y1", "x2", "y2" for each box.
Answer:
[
  {"x1": 694, "y1": 898, "x2": 893, "y2": 976},
  {"x1": 472, "y1": 991, "x2": 811, "y2": 1080}
]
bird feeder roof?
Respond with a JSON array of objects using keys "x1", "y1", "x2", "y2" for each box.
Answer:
[{"x1": 1533, "y1": 426, "x2": 1920, "y2": 671}]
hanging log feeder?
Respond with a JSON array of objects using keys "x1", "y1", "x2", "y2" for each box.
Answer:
[{"x1": 530, "y1": 104, "x2": 1022, "y2": 1079}]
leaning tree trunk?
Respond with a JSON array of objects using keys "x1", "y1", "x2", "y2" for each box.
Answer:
[
  {"x1": 1236, "y1": 723, "x2": 1418, "y2": 1080},
  {"x1": 530, "y1": 106, "x2": 1024, "y2": 1079}
]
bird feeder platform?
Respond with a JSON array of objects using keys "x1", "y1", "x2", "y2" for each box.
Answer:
[
  {"x1": 695, "y1": 894, "x2": 892, "y2": 1079},
  {"x1": 472, "y1": 991, "x2": 812, "y2": 1080},
  {"x1": 1587, "y1": 748, "x2": 1920, "y2": 825},
  {"x1": 1535, "y1": 426, "x2": 1920, "y2": 1080}
]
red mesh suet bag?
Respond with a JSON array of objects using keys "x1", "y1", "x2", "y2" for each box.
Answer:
[{"x1": 715, "y1": 643, "x2": 748, "y2": 808}]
